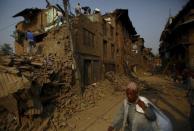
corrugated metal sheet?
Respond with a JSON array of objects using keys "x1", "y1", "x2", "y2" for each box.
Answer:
[{"x1": 0, "y1": 73, "x2": 30, "y2": 97}]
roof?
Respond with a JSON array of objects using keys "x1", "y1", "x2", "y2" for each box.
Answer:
[
  {"x1": 160, "y1": 0, "x2": 193, "y2": 41},
  {"x1": 169, "y1": 0, "x2": 194, "y2": 29},
  {"x1": 0, "y1": 73, "x2": 30, "y2": 97},
  {"x1": 174, "y1": 18, "x2": 194, "y2": 29},
  {"x1": 13, "y1": 8, "x2": 41, "y2": 17}
]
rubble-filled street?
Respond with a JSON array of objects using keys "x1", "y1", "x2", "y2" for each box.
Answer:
[
  {"x1": 0, "y1": 72, "x2": 191, "y2": 130},
  {"x1": 61, "y1": 73, "x2": 191, "y2": 131},
  {"x1": 0, "y1": 0, "x2": 194, "y2": 130}
]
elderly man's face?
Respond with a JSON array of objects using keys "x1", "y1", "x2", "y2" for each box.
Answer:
[{"x1": 126, "y1": 88, "x2": 138, "y2": 103}]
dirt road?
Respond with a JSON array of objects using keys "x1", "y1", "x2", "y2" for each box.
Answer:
[
  {"x1": 61, "y1": 74, "x2": 191, "y2": 131},
  {"x1": 139, "y1": 75, "x2": 191, "y2": 131}
]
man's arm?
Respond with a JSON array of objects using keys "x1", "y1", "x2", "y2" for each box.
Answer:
[
  {"x1": 108, "y1": 104, "x2": 124, "y2": 131},
  {"x1": 137, "y1": 99, "x2": 156, "y2": 121}
]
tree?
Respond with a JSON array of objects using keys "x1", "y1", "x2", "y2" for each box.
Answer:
[{"x1": 0, "y1": 43, "x2": 13, "y2": 55}]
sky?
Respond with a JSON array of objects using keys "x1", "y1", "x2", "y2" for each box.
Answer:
[{"x1": 0, "y1": 0, "x2": 189, "y2": 54}]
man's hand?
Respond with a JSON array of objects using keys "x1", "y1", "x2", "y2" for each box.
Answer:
[
  {"x1": 108, "y1": 126, "x2": 114, "y2": 131},
  {"x1": 137, "y1": 99, "x2": 146, "y2": 111}
]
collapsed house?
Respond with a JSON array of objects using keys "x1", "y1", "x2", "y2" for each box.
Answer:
[
  {"x1": 0, "y1": 2, "x2": 154, "y2": 128},
  {"x1": 159, "y1": 0, "x2": 194, "y2": 76},
  {"x1": 13, "y1": 6, "x2": 142, "y2": 87}
]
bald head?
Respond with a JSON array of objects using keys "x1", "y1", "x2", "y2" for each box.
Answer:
[
  {"x1": 126, "y1": 81, "x2": 139, "y2": 103},
  {"x1": 126, "y1": 81, "x2": 138, "y2": 93}
]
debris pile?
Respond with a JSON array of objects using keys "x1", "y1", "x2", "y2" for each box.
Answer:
[
  {"x1": 0, "y1": 109, "x2": 18, "y2": 131},
  {"x1": 42, "y1": 74, "x2": 130, "y2": 130},
  {"x1": 105, "y1": 71, "x2": 133, "y2": 91},
  {"x1": 50, "y1": 83, "x2": 106, "y2": 129},
  {"x1": 0, "y1": 57, "x2": 134, "y2": 130},
  {"x1": 0, "y1": 24, "x2": 76, "y2": 130}
]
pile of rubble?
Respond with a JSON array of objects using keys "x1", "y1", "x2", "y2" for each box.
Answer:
[
  {"x1": 2, "y1": 66, "x2": 156, "y2": 131},
  {"x1": 0, "y1": 25, "x2": 76, "y2": 130},
  {"x1": 25, "y1": 72, "x2": 130, "y2": 130},
  {"x1": 49, "y1": 83, "x2": 106, "y2": 129},
  {"x1": 105, "y1": 71, "x2": 137, "y2": 91},
  {"x1": 0, "y1": 109, "x2": 18, "y2": 130}
]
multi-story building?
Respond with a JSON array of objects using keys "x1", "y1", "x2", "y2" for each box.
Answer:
[
  {"x1": 102, "y1": 9, "x2": 137, "y2": 74},
  {"x1": 159, "y1": 1, "x2": 194, "y2": 127},
  {"x1": 13, "y1": 4, "x2": 144, "y2": 88},
  {"x1": 159, "y1": 0, "x2": 194, "y2": 74}
]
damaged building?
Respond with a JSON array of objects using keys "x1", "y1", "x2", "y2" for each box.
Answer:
[
  {"x1": 13, "y1": 5, "x2": 142, "y2": 87},
  {"x1": 159, "y1": 1, "x2": 194, "y2": 127},
  {"x1": 159, "y1": 0, "x2": 194, "y2": 76},
  {"x1": 0, "y1": 2, "x2": 155, "y2": 129}
]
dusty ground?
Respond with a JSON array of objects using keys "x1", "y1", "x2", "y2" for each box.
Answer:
[
  {"x1": 139, "y1": 75, "x2": 191, "y2": 131},
  {"x1": 61, "y1": 74, "x2": 191, "y2": 131},
  {"x1": 0, "y1": 73, "x2": 191, "y2": 131},
  {"x1": 60, "y1": 74, "x2": 128, "y2": 131}
]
